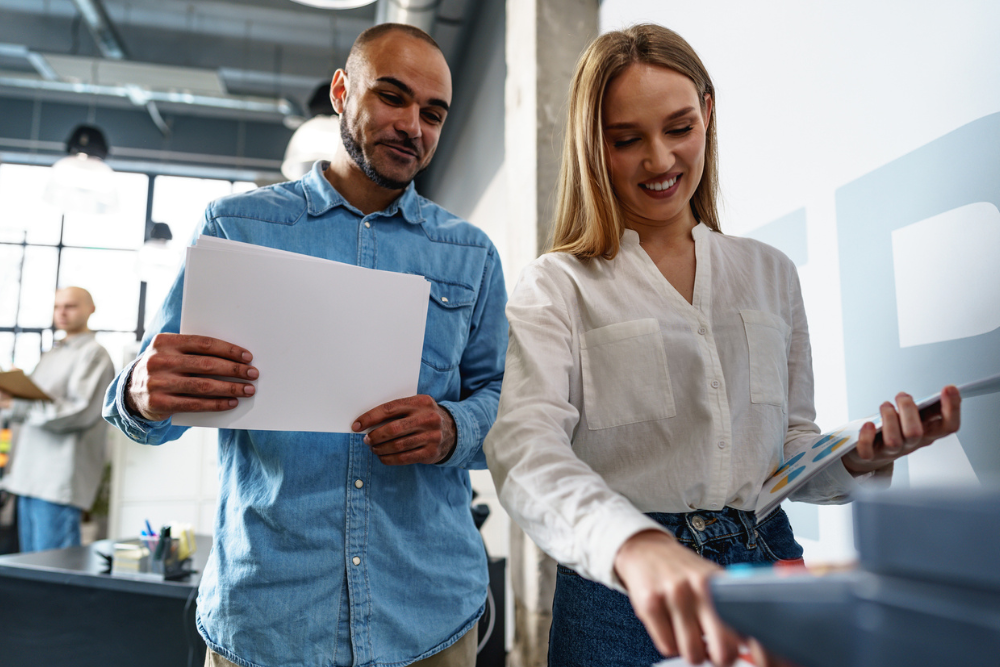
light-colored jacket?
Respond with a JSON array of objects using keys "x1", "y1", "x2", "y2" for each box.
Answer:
[{"x1": 2, "y1": 332, "x2": 115, "y2": 509}]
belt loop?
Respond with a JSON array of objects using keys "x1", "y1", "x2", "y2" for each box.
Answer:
[{"x1": 736, "y1": 510, "x2": 758, "y2": 550}]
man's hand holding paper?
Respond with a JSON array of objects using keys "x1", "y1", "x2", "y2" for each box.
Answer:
[
  {"x1": 353, "y1": 395, "x2": 457, "y2": 465},
  {"x1": 125, "y1": 333, "x2": 259, "y2": 422}
]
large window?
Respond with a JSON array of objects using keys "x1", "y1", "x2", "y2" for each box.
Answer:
[{"x1": 0, "y1": 163, "x2": 255, "y2": 372}]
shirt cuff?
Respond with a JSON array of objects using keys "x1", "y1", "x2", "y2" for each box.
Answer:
[
  {"x1": 840, "y1": 458, "x2": 894, "y2": 488},
  {"x1": 115, "y1": 358, "x2": 168, "y2": 442},
  {"x1": 436, "y1": 400, "x2": 480, "y2": 468},
  {"x1": 577, "y1": 506, "x2": 671, "y2": 593}
]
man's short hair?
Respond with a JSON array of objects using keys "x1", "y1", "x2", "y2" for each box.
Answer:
[{"x1": 345, "y1": 23, "x2": 443, "y2": 75}]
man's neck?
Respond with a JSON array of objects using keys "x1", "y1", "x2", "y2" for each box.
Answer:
[
  {"x1": 60, "y1": 328, "x2": 90, "y2": 340},
  {"x1": 324, "y1": 153, "x2": 405, "y2": 216}
]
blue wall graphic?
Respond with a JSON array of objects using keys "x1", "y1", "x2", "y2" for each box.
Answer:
[{"x1": 836, "y1": 112, "x2": 1000, "y2": 484}]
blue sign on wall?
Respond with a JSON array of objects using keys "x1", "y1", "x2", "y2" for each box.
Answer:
[{"x1": 836, "y1": 113, "x2": 1000, "y2": 484}]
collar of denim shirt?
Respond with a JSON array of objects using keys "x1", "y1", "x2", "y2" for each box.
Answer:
[{"x1": 302, "y1": 160, "x2": 426, "y2": 224}]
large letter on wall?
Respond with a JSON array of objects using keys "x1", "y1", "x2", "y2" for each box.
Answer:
[{"x1": 836, "y1": 113, "x2": 1000, "y2": 481}]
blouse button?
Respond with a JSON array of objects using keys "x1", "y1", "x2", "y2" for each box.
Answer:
[
  {"x1": 698, "y1": 327, "x2": 707, "y2": 335},
  {"x1": 711, "y1": 380, "x2": 720, "y2": 388},
  {"x1": 718, "y1": 441, "x2": 726, "y2": 449}
]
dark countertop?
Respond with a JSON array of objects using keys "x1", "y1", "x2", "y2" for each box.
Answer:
[{"x1": 0, "y1": 534, "x2": 212, "y2": 600}]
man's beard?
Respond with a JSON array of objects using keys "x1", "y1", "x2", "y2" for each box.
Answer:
[{"x1": 340, "y1": 113, "x2": 417, "y2": 191}]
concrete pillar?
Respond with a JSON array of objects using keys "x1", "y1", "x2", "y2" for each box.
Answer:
[{"x1": 504, "y1": 2, "x2": 598, "y2": 665}]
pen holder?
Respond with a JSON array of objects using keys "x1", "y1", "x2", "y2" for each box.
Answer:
[{"x1": 150, "y1": 536, "x2": 191, "y2": 580}]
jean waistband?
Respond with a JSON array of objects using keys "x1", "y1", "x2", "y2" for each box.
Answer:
[{"x1": 646, "y1": 506, "x2": 779, "y2": 549}]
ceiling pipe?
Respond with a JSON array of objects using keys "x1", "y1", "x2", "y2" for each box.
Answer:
[
  {"x1": 70, "y1": 0, "x2": 128, "y2": 60},
  {"x1": 0, "y1": 73, "x2": 299, "y2": 117},
  {"x1": 375, "y1": 0, "x2": 439, "y2": 34}
]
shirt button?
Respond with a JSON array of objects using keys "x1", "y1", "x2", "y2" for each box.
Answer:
[
  {"x1": 711, "y1": 380, "x2": 720, "y2": 388},
  {"x1": 718, "y1": 441, "x2": 726, "y2": 449},
  {"x1": 441, "y1": 296, "x2": 449, "y2": 303},
  {"x1": 364, "y1": 221, "x2": 371, "y2": 228},
  {"x1": 352, "y1": 556, "x2": 361, "y2": 565},
  {"x1": 354, "y1": 479, "x2": 363, "y2": 489},
  {"x1": 698, "y1": 327, "x2": 707, "y2": 335}
]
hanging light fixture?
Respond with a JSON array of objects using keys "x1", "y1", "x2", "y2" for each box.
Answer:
[
  {"x1": 281, "y1": 84, "x2": 342, "y2": 180},
  {"x1": 43, "y1": 124, "x2": 119, "y2": 215},
  {"x1": 288, "y1": 1, "x2": 376, "y2": 9},
  {"x1": 135, "y1": 222, "x2": 181, "y2": 282}
]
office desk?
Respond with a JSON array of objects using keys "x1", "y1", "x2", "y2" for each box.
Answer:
[{"x1": 0, "y1": 534, "x2": 211, "y2": 667}]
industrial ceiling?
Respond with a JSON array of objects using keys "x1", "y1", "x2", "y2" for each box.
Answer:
[{"x1": 0, "y1": 0, "x2": 480, "y2": 180}]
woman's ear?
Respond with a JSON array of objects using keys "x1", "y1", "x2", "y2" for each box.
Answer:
[{"x1": 702, "y1": 93, "x2": 713, "y2": 128}]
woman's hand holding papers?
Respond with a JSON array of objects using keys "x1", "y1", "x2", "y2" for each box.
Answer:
[
  {"x1": 352, "y1": 395, "x2": 457, "y2": 465},
  {"x1": 125, "y1": 333, "x2": 259, "y2": 422},
  {"x1": 841, "y1": 385, "x2": 961, "y2": 475}
]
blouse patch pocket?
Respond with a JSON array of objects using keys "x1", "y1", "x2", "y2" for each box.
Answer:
[
  {"x1": 740, "y1": 309, "x2": 791, "y2": 407},
  {"x1": 580, "y1": 318, "x2": 676, "y2": 430}
]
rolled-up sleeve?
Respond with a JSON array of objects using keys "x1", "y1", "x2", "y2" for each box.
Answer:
[{"x1": 102, "y1": 214, "x2": 216, "y2": 446}]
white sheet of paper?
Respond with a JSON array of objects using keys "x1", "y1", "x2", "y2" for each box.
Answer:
[{"x1": 173, "y1": 240, "x2": 430, "y2": 432}]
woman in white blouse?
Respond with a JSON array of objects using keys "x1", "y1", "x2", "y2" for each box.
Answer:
[{"x1": 483, "y1": 23, "x2": 961, "y2": 667}]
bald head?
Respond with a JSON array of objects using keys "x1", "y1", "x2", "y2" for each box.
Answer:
[
  {"x1": 54, "y1": 287, "x2": 95, "y2": 336},
  {"x1": 345, "y1": 23, "x2": 442, "y2": 77}
]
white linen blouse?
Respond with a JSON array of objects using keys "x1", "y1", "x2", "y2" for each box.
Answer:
[{"x1": 484, "y1": 223, "x2": 862, "y2": 590}]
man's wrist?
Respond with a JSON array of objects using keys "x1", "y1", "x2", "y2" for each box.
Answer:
[
  {"x1": 435, "y1": 407, "x2": 458, "y2": 464},
  {"x1": 121, "y1": 361, "x2": 152, "y2": 421}
]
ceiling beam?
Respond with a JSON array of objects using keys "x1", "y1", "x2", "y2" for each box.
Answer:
[{"x1": 70, "y1": 0, "x2": 128, "y2": 60}]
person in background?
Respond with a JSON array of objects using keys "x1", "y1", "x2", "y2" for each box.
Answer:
[
  {"x1": 103, "y1": 23, "x2": 507, "y2": 667},
  {"x1": 0, "y1": 286, "x2": 115, "y2": 552},
  {"x1": 484, "y1": 24, "x2": 961, "y2": 667}
]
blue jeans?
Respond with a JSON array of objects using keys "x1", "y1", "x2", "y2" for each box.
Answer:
[
  {"x1": 548, "y1": 507, "x2": 803, "y2": 667},
  {"x1": 17, "y1": 495, "x2": 81, "y2": 552}
]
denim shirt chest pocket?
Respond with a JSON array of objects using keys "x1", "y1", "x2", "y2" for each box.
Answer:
[
  {"x1": 421, "y1": 278, "x2": 476, "y2": 372},
  {"x1": 739, "y1": 309, "x2": 792, "y2": 407},
  {"x1": 580, "y1": 318, "x2": 677, "y2": 430}
]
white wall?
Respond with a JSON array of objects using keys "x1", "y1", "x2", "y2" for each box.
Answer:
[{"x1": 601, "y1": 0, "x2": 1000, "y2": 561}]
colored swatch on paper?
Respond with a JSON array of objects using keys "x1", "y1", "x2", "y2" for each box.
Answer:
[
  {"x1": 769, "y1": 466, "x2": 806, "y2": 493},
  {"x1": 812, "y1": 437, "x2": 850, "y2": 463},
  {"x1": 811, "y1": 428, "x2": 847, "y2": 449},
  {"x1": 773, "y1": 452, "x2": 805, "y2": 476}
]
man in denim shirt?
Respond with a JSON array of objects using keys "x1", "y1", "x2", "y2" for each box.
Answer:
[{"x1": 103, "y1": 24, "x2": 506, "y2": 667}]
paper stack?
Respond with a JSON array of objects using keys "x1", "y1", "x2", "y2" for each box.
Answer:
[{"x1": 174, "y1": 236, "x2": 431, "y2": 433}]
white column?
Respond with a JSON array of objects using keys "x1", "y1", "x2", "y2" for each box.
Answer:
[{"x1": 504, "y1": 2, "x2": 598, "y2": 664}]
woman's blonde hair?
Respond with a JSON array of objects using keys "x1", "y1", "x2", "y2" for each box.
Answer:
[{"x1": 550, "y1": 24, "x2": 720, "y2": 259}]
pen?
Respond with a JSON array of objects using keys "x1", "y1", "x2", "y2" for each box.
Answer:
[{"x1": 145, "y1": 519, "x2": 155, "y2": 537}]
